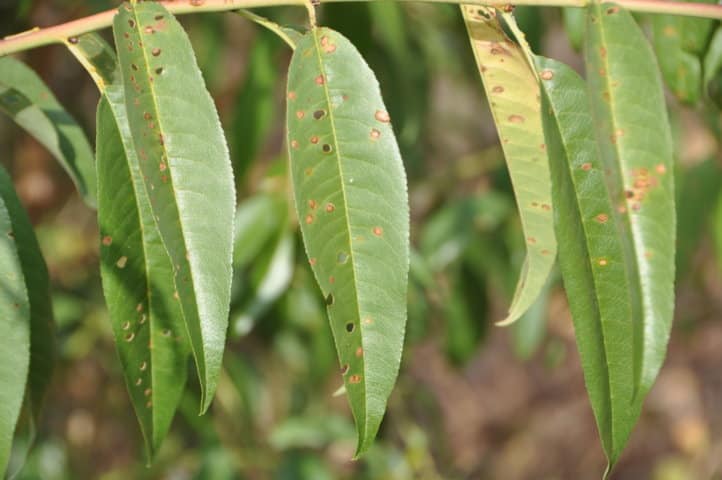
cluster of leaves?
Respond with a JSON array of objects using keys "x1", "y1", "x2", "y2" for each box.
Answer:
[{"x1": 0, "y1": 1, "x2": 720, "y2": 478}]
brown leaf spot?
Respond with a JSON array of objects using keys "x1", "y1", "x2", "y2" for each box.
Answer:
[
  {"x1": 296, "y1": 110, "x2": 305, "y2": 119},
  {"x1": 373, "y1": 226, "x2": 383, "y2": 236},
  {"x1": 508, "y1": 114, "x2": 525, "y2": 124},
  {"x1": 375, "y1": 110, "x2": 391, "y2": 123},
  {"x1": 540, "y1": 69, "x2": 554, "y2": 80},
  {"x1": 355, "y1": 347, "x2": 363, "y2": 357},
  {"x1": 606, "y1": 6, "x2": 619, "y2": 14},
  {"x1": 310, "y1": 135, "x2": 319, "y2": 144},
  {"x1": 287, "y1": 91, "x2": 297, "y2": 100},
  {"x1": 308, "y1": 199, "x2": 317, "y2": 209},
  {"x1": 325, "y1": 203, "x2": 335, "y2": 213},
  {"x1": 527, "y1": 237, "x2": 536, "y2": 244},
  {"x1": 159, "y1": 162, "x2": 167, "y2": 172},
  {"x1": 315, "y1": 74, "x2": 325, "y2": 85},
  {"x1": 595, "y1": 213, "x2": 609, "y2": 223},
  {"x1": 144, "y1": 26, "x2": 154, "y2": 34},
  {"x1": 116, "y1": 256, "x2": 128, "y2": 268},
  {"x1": 305, "y1": 214, "x2": 314, "y2": 224},
  {"x1": 349, "y1": 374, "x2": 362, "y2": 384},
  {"x1": 291, "y1": 140, "x2": 299, "y2": 149},
  {"x1": 152, "y1": 47, "x2": 161, "y2": 56},
  {"x1": 492, "y1": 85, "x2": 504, "y2": 93},
  {"x1": 313, "y1": 109, "x2": 326, "y2": 120},
  {"x1": 309, "y1": 257, "x2": 317, "y2": 266},
  {"x1": 322, "y1": 144, "x2": 333, "y2": 153},
  {"x1": 598, "y1": 259, "x2": 608, "y2": 266},
  {"x1": 370, "y1": 128, "x2": 381, "y2": 140},
  {"x1": 600, "y1": 46, "x2": 607, "y2": 58},
  {"x1": 656, "y1": 164, "x2": 667, "y2": 175},
  {"x1": 102, "y1": 236, "x2": 113, "y2": 246},
  {"x1": 541, "y1": 204, "x2": 551, "y2": 211},
  {"x1": 581, "y1": 162, "x2": 592, "y2": 171},
  {"x1": 340, "y1": 364, "x2": 349, "y2": 375},
  {"x1": 329, "y1": 276, "x2": 335, "y2": 284}
]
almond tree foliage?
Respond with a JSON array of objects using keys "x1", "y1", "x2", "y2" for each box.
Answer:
[{"x1": 0, "y1": 1, "x2": 721, "y2": 478}]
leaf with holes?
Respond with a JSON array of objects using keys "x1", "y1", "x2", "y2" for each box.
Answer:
[
  {"x1": 113, "y1": 2, "x2": 235, "y2": 413},
  {"x1": 536, "y1": 56, "x2": 644, "y2": 472},
  {"x1": 0, "y1": 165, "x2": 53, "y2": 475},
  {"x1": 67, "y1": 32, "x2": 191, "y2": 458},
  {"x1": 286, "y1": 27, "x2": 409, "y2": 456},
  {"x1": 0, "y1": 57, "x2": 96, "y2": 207},
  {"x1": 584, "y1": 4, "x2": 676, "y2": 470},
  {"x1": 461, "y1": 5, "x2": 555, "y2": 325}
]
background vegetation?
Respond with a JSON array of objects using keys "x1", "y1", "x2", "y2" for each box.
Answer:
[{"x1": 1, "y1": 1, "x2": 721, "y2": 478}]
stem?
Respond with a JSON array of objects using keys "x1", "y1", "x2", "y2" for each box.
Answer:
[{"x1": 1, "y1": 0, "x2": 721, "y2": 56}]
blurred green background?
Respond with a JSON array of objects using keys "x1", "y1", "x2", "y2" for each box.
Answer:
[{"x1": 1, "y1": 2, "x2": 722, "y2": 479}]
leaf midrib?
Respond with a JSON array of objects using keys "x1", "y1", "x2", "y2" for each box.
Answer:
[
  {"x1": 310, "y1": 26, "x2": 368, "y2": 439},
  {"x1": 590, "y1": 3, "x2": 646, "y2": 454},
  {"x1": 544, "y1": 77, "x2": 614, "y2": 453},
  {"x1": 129, "y1": 5, "x2": 206, "y2": 403}
]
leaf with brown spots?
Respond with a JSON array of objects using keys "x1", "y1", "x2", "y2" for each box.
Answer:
[
  {"x1": 461, "y1": 5, "x2": 556, "y2": 326},
  {"x1": 536, "y1": 55, "x2": 650, "y2": 475},
  {"x1": 67, "y1": 32, "x2": 190, "y2": 460},
  {"x1": 113, "y1": 2, "x2": 235, "y2": 413},
  {"x1": 286, "y1": 27, "x2": 409, "y2": 457},
  {"x1": 584, "y1": 4, "x2": 675, "y2": 473}
]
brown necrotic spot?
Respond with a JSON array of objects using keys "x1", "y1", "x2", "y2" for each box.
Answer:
[
  {"x1": 606, "y1": 6, "x2": 619, "y2": 14},
  {"x1": 508, "y1": 114, "x2": 525, "y2": 123},
  {"x1": 68, "y1": 36, "x2": 78, "y2": 44},
  {"x1": 128, "y1": 19, "x2": 135, "y2": 28},
  {"x1": 155, "y1": 14, "x2": 164, "y2": 20},
  {"x1": 325, "y1": 293, "x2": 334, "y2": 306},
  {"x1": 370, "y1": 128, "x2": 381, "y2": 140},
  {"x1": 102, "y1": 236, "x2": 113, "y2": 246},
  {"x1": 296, "y1": 110, "x2": 305, "y2": 119},
  {"x1": 291, "y1": 140, "x2": 299, "y2": 149},
  {"x1": 152, "y1": 47, "x2": 161, "y2": 56},
  {"x1": 144, "y1": 26, "x2": 154, "y2": 34},
  {"x1": 656, "y1": 164, "x2": 667, "y2": 174},
  {"x1": 492, "y1": 85, "x2": 504, "y2": 93},
  {"x1": 315, "y1": 74, "x2": 325, "y2": 85},
  {"x1": 598, "y1": 259, "x2": 608, "y2": 266},
  {"x1": 313, "y1": 109, "x2": 326, "y2": 120},
  {"x1": 355, "y1": 347, "x2": 363, "y2": 357},
  {"x1": 581, "y1": 162, "x2": 592, "y2": 171},
  {"x1": 540, "y1": 69, "x2": 554, "y2": 80},
  {"x1": 329, "y1": 276, "x2": 335, "y2": 284},
  {"x1": 375, "y1": 110, "x2": 390, "y2": 123},
  {"x1": 308, "y1": 199, "x2": 317, "y2": 209},
  {"x1": 325, "y1": 203, "x2": 335, "y2": 213},
  {"x1": 305, "y1": 214, "x2": 314, "y2": 224},
  {"x1": 288, "y1": 91, "x2": 297, "y2": 100},
  {"x1": 155, "y1": 67, "x2": 163, "y2": 75},
  {"x1": 349, "y1": 374, "x2": 362, "y2": 384},
  {"x1": 337, "y1": 252, "x2": 349, "y2": 264},
  {"x1": 346, "y1": 322, "x2": 354, "y2": 333},
  {"x1": 309, "y1": 257, "x2": 317, "y2": 266},
  {"x1": 595, "y1": 213, "x2": 609, "y2": 223},
  {"x1": 131, "y1": 63, "x2": 138, "y2": 71},
  {"x1": 322, "y1": 144, "x2": 333, "y2": 153},
  {"x1": 125, "y1": 332, "x2": 135, "y2": 342},
  {"x1": 310, "y1": 135, "x2": 319, "y2": 144},
  {"x1": 340, "y1": 364, "x2": 349, "y2": 375},
  {"x1": 373, "y1": 226, "x2": 383, "y2": 236}
]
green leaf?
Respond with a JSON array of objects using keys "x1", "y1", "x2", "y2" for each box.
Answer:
[
  {"x1": 651, "y1": 0, "x2": 716, "y2": 105},
  {"x1": 703, "y1": 26, "x2": 722, "y2": 109},
  {"x1": 286, "y1": 27, "x2": 409, "y2": 456},
  {"x1": 67, "y1": 32, "x2": 192, "y2": 458},
  {"x1": 0, "y1": 57, "x2": 96, "y2": 207},
  {"x1": 562, "y1": 8, "x2": 585, "y2": 52},
  {"x1": 511, "y1": 276, "x2": 550, "y2": 360},
  {"x1": 461, "y1": 5, "x2": 556, "y2": 325},
  {"x1": 537, "y1": 56, "x2": 642, "y2": 469},
  {"x1": 0, "y1": 165, "x2": 53, "y2": 474},
  {"x1": 113, "y1": 2, "x2": 235, "y2": 413},
  {"x1": 230, "y1": 29, "x2": 280, "y2": 184},
  {"x1": 585, "y1": 4, "x2": 675, "y2": 405}
]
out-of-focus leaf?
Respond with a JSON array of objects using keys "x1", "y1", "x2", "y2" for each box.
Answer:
[
  {"x1": 703, "y1": 26, "x2": 722, "y2": 109},
  {"x1": 0, "y1": 57, "x2": 96, "y2": 206},
  {"x1": 461, "y1": 5, "x2": 556, "y2": 326},
  {"x1": 585, "y1": 5, "x2": 675, "y2": 412},
  {"x1": 0, "y1": 165, "x2": 54, "y2": 475},
  {"x1": 444, "y1": 264, "x2": 487, "y2": 365},
  {"x1": 230, "y1": 29, "x2": 280, "y2": 185},
  {"x1": 269, "y1": 414, "x2": 354, "y2": 450},
  {"x1": 562, "y1": 8, "x2": 585, "y2": 51},
  {"x1": 113, "y1": 2, "x2": 235, "y2": 412},
  {"x1": 67, "y1": 32, "x2": 190, "y2": 459},
  {"x1": 652, "y1": 0, "x2": 716, "y2": 104},
  {"x1": 233, "y1": 193, "x2": 286, "y2": 269},
  {"x1": 231, "y1": 231, "x2": 294, "y2": 337},
  {"x1": 676, "y1": 158, "x2": 722, "y2": 278},
  {"x1": 286, "y1": 27, "x2": 409, "y2": 456},
  {"x1": 511, "y1": 275, "x2": 550, "y2": 359}
]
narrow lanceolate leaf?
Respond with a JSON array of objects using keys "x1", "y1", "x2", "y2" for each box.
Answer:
[
  {"x1": 584, "y1": 3, "x2": 676, "y2": 466},
  {"x1": 461, "y1": 5, "x2": 555, "y2": 325},
  {"x1": 67, "y1": 32, "x2": 191, "y2": 457},
  {"x1": 113, "y1": 2, "x2": 235, "y2": 412},
  {"x1": 286, "y1": 27, "x2": 409, "y2": 456},
  {"x1": 536, "y1": 56, "x2": 642, "y2": 471},
  {"x1": 0, "y1": 165, "x2": 53, "y2": 474},
  {"x1": 0, "y1": 57, "x2": 96, "y2": 207}
]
